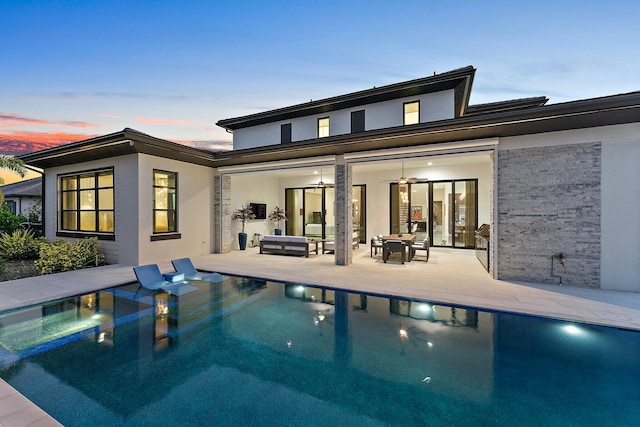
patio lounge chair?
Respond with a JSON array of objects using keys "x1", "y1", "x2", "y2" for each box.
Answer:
[
  {"x1": 133, "y1": 264, "x2": 198, "y2": 296},
  {"x1": 171, "y1": 258, "x2": 224, "y2": 283}
]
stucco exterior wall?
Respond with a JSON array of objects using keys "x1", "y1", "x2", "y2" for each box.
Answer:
[
  {"x1": 137, "y1": 154, "x2": 215, "y2": 265},
  {"x1": 44, "y1": 154, "x2": 138, "y2": 265},
  {"x1": 232, "y1": 90, "x2": 455, "y2": 150},
  {"x1": 227, "y1": 173, "x2": 281, "y2": 250},
  {"x1": 601, "y1": 138, "x2": 640, "y2": 291},
  {"x1": 44, "y1": 153, "x2": 215, "y2": 266},
  {"x1": 497, "y1": 143, "x2": 601, "y2": 287},
  {"x1": 4, "y1": 196, "x2": 39, "y2": 217}
]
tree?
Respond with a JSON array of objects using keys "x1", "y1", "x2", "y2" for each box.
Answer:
[{"x1": 0, "y1": 154, "x2": 27, "y2": 205}]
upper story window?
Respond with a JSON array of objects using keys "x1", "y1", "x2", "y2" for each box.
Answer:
[
  {"x1": 281, "y1": 123, "x2": 292, "y2": 144},
  {"x1": 153, "y1": 170, "x2": 177, "y2": 233},
  {"x1": 318, "y1": 117, "x2": 330, "y2": 138},
  {"x1": 60, "y1": 169, "x2": 114, "y2": 233},
  {"x1": 404, "y1": 101, "x2": 420, "y2": 125},
  {"x1": 351, "y1": 110, "x2": 365, "y2": 133}
]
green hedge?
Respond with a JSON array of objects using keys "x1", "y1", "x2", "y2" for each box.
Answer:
[
  {"x1": 0, "y1": 204, "x2": 26, "y2": 234},
  {"x1": 34, "y1": 238, "x2": 105, "y2": 275},
  {"x1": 0, "y1": 229, "x2": 45, "y2": 260}
]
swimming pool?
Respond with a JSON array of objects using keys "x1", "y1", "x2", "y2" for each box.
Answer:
[{"x1": 0, "y1": 274, "x2": 638, "y2": 426}]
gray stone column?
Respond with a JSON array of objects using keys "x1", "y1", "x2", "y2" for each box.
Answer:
[
  {"x1": 489, "y1": 149, "x2": 497, "y2": 278},
  {"x1": 213, "y1": 172, "x2": 232, "y2": 253},
  {"x1": 334, "y1": 156, "x2": 353, "y2": 265}
]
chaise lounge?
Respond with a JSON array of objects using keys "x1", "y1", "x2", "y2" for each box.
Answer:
[
  {"x1": 171, "y1": 258, "x2": 224, "y2": 283},
  {"x1": 132, "y1": 264, "x2": 198, "y2": 296}
]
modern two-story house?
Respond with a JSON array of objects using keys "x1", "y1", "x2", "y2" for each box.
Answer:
[{"x1": 20, "y1": 66, "x2": 640, "y2": 292}]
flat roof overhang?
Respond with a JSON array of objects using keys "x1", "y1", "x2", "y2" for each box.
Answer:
[
  {"x1": 19, "y1": 128, "x2": 217, "y2": 169},
  {"x1": 211, "y1": 91, "x2": 640, "y2": 168}
]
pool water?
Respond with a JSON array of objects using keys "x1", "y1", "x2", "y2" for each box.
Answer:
[{"x1": 0, "y1": 275, "x2": 639, "y2": 426}]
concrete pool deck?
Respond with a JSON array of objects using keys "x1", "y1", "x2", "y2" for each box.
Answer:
[{"x1": 2, "y1": 247, "x2": 640, "y2": 425}]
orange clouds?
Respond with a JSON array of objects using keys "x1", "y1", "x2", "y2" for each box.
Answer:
[
  {"x1": 0, "y1": 131, "x2": 95, "y2": 155},
  {"x1": 0, "y1": 113, "x2": 98, "y2": 130}
]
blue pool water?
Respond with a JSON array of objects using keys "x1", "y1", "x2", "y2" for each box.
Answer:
[{"x1": 0, "y1": 275, "x2": 639, "y2": 426}]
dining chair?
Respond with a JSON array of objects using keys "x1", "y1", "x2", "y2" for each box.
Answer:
[
  {"x1": 370, "y1": 235, "x2": 384, "y2": 257},
  {"x1": 383, "y1": 240, "x2": 405, "y2": 264},
  {"x1": 411, "y1": 237, "x2": 430, "y2": 262}
]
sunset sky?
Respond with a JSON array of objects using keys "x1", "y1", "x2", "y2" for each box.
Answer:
[{"x1": 1, "y1": 1, "x2": 639, "y2": 183}]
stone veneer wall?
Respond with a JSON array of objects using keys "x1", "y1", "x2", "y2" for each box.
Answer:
[
  {"x1": 497, "y1": 142, "x2": 601, "y2": 288},
  {"x1": 214, "y1": 173, "x2": 232, "y2": 253},
  {"x1": 334, "y1": 156, "x2": 353, "y2": 265}
]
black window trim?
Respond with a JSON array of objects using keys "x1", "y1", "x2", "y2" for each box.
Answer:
[
  {"x1": 281, "y1": 123, "x2": 292, "y2": 144},
  {"x1": 403, "y1": 100, "x2": 420, "y2": 125},
  {"x1": 58, "y1": 167, "x2": 115, "y2": 235},
  {"x1": 317, "y1": 116, "x2": 330, "y2": 138},
  {"x1": 152, "y1": 169, "x2": 179, "y2": 236}
]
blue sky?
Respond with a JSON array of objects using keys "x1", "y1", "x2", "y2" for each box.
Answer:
[{"x1": 1, "y1": 0, "x2": 638, "y2": 162}]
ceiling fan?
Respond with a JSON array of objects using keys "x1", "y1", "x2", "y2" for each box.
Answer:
[
  {"x1": 315, "y1": 168, "x2": 333, "y2": 188},
  {"x1": 382, "y1": 162, "x2": 421, "y2": 184}
]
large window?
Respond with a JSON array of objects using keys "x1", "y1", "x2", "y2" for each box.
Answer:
[
  {"x1": 60, "y1": 169, "x2": 114, "y2": 233},
  {"x1": 403, "y1": 101, "x2": 420, "y2": 125},
  {"x1": 318, "y1": 117, "x2": 330, "y2": 138},
  {"x1": 153, "y1": 170, "x2": 177, "y2": 233}
]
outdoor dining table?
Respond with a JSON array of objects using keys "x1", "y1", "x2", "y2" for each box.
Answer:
[{"x1": 381, "y1": 234, "x2": 416, "y2": 262}]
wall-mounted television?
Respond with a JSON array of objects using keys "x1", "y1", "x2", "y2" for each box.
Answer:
[{"x1": 250, "y1": 203, "x2": 267, "y2": 219}]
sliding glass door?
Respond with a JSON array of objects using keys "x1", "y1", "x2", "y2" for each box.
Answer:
[
  {"x1": 432, "y1": 182, "x2": 452, "y2": 246},
  {"x1": 352, "y1": 185, "x2": 366, "y2": 243},
  {"x1": 391, "y1": 179, "x2": 477, "y2": 248},
  {"x1": 284, "y1": 187, "x2": 334, "y2": 240},
  {"x1": 285, "y1": 185, "x2": 366, "y2": 242},
  {"x1": 453, "y1": 180, "x2": 477, "y2": 248}
]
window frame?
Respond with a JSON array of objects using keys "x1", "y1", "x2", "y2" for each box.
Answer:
[
  {"x1": 5, "y1": 200, "x2": 17, "y2": 215},
  {"x1": 281, "y1": 123, "x2": 292, "y2": 144},
  {"x1": 317, "y1": 117, "x2": 330, "y2": 138},
  {"x1": 351, "y1": 110, "x2": 365, "y2": 133},
  {"x1": 403, "y1": 101, "x2": 420, "y2": 125},
  {"x1": 57, "y1": 168, "x2": 115, "y2": 239},
  {"x1": 152, "y1": 169, "x2": 178, "y2": 236}
]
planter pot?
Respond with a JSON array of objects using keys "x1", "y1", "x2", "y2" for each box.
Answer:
[
  {"x1": 238, "y1": 232, "x2": 248, "y2": 250},
  {"x1": 274, "y1": 228, "x2": 282, "y2": 235}
]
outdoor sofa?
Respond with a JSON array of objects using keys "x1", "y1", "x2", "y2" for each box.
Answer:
[{"x1": 260, "y1": 235, "x2": 312, "y2": 257}]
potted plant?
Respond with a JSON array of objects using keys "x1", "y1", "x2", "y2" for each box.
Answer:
[
  {"x1": 268, "y1": 205, "x2": 287, "y2": 235},
  {"x1": 232, "y1": 205, "x2": 256, "y2": 250}
]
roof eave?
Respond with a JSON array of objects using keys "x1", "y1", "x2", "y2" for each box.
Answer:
[{"x1": 19, "y1": 128, "x2": 217, "y2": 169}]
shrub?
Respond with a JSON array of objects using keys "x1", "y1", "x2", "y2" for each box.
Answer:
[
  {"x1": 0, "y1": 229, "x2": 45, "y2": 260},
  {"x1": 34, "y1": 237, "x2": 105, "y2": 275},
  {"x1": 0, "y1": 203, "x2": 26, "y2": 234}
]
